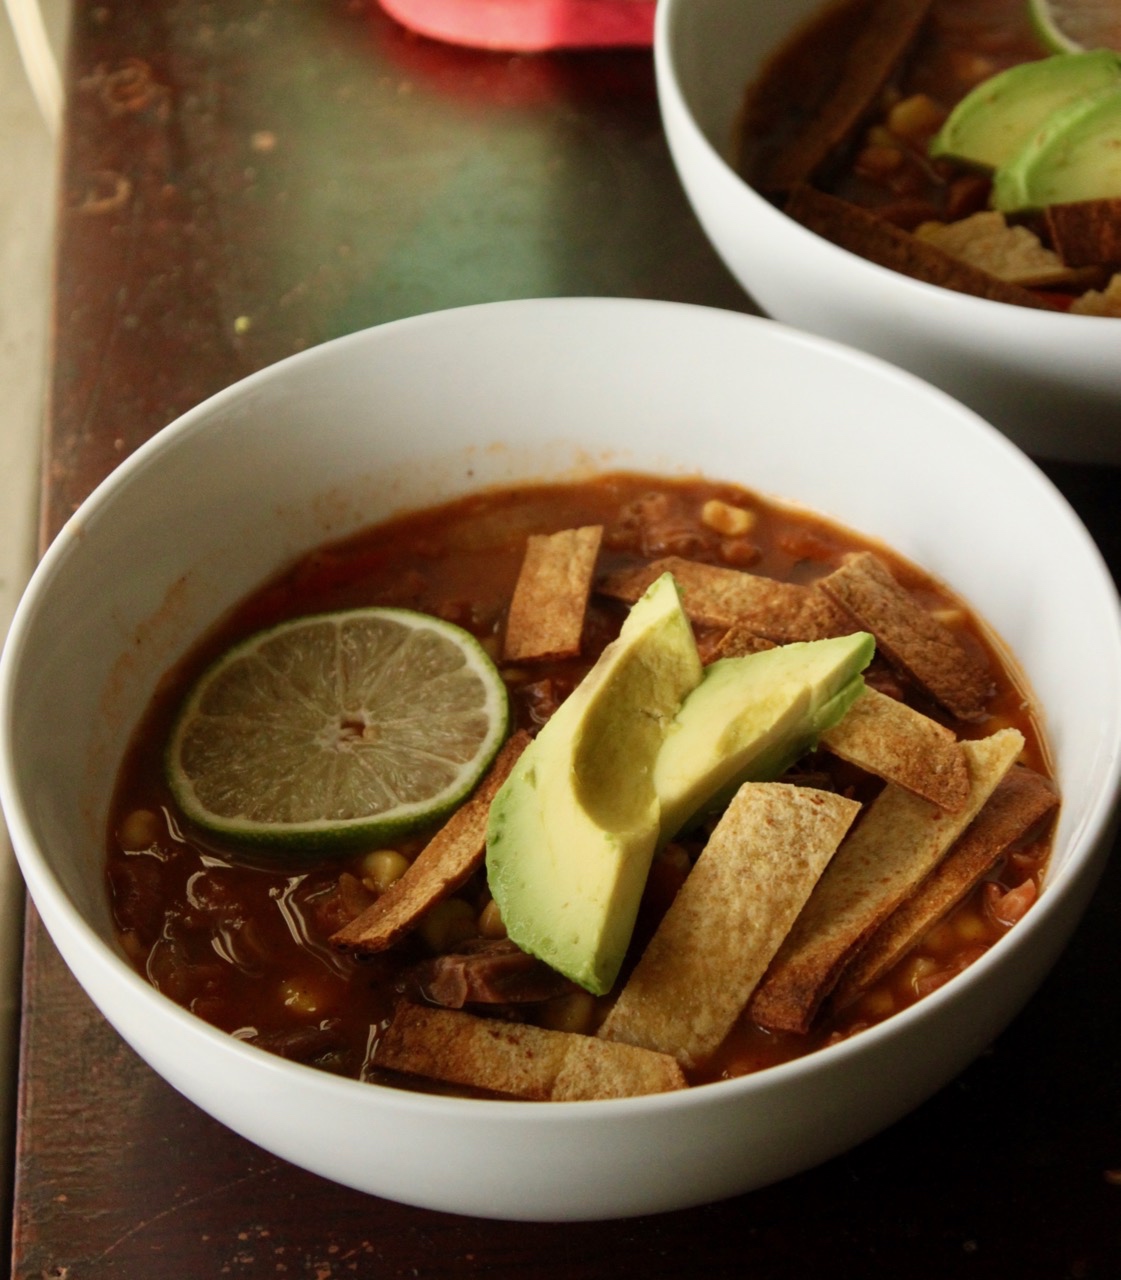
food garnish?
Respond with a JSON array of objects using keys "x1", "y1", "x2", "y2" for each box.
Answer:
[
  {"x1": 485, "y1": 572, "x2": 704, "y2": 996},
  {"x1": 376, "y1": 1002, "x2": 687, "y2": 1101},
  {"x1": 502, "y1": 524, "x2": 603, "y2": 663},
  {"x1": 166, "y1": 606, "x2": 509, "y2": 852},
  {"x1": 749, "y1": 729, "x2": 1025, "y2": 1034},
  {"x1": 331, "y1": 731, "x2": 530, "y2": 954},
  {"x1": 597, "y1": 783, "x2": 860, "y2": 1069},
  {"x1": 832, "y1": 763, "x2": 1060, "y2": 1006}
]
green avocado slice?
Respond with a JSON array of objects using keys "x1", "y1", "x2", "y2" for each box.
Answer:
[
  {"x1": 653, "y1": 632, "x2": 875, "y2": 843},
  {"x1": 485, "y1": 572, "x2": 703, "y2": 996},
  {"x1": 992, "y1": 83, "x2": 1121, "y2": 212},
  {"x1": 930, "y1": 49, "x2": 1121, "y2": 172}
]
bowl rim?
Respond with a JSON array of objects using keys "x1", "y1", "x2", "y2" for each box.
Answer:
[{"x1": 2, "y1": 295, "x2": 1120, "y2": 1122}]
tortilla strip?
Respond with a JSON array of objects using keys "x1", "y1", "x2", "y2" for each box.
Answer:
[
  {"x1": 820, "y1": 685, "x2": 970, "y2": 811},
  {"x1": 742, "y1": 0, "x2": 934, "y2": 194},
  {"x1": 706, "y1": 621, "x2": 777, "y2": 661},
  {"x1": 376, "y1": 1002, "x2": 687, "y2": 1100},
  {"x1": 503, "y1": 525, "x2": 603, "y2": 662},
  {"x1": 916, "y1": 211, "x2": 1084, "y2": 288},
  {"x1": 818, "y1": 551, "x2": 994, "y2": 721},
  {"x1": 598, "y1": 784, "x2": 860, "y2": 1069},
  {"x1": 598, "y1": 556, "x2": 848, "y2": 641},
  {"x1": 784, "y1": 185, "x2": 1054, "y2": 310},
  {"x1": 1045, "y1": 199, "x2": 1121, "y2": 268},
  {"x1": 750, "y1": 727, "x2": 1023, "y2": 1035},
  {"x1": 832, "y1": 764, "x2": 1059, "y2": 1007},
  {"x1": 330, "y1": 731, "x2": 530, "y2": 954}
]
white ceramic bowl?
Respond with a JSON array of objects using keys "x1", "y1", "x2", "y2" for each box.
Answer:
[
  {"x1": 655, "y1": 0, "x2": 1121, "y2": 464},
  {"x1": 1, "y1": 298, "x2": 1119, "y2": 1221}
]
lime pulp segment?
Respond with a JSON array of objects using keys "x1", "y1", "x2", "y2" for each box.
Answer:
[{"x1": 167, "y1": 607, "x2": 510, "y2": 850}]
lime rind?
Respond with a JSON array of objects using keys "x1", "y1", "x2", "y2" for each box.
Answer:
[
  {"x1": 166, "y1": 607, "x2": 510, "y2": 853},
  {"x1": 1029, "y1": 0, "x2": 1121, "y2": 54}
]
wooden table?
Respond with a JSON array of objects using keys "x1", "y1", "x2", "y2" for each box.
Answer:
[{"x1": 14, "y1": 1, "x2": 1121, "y2": 1273}]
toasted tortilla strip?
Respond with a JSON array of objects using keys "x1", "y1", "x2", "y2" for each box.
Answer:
[
  {"x1": 331, "y1": 731, "x2": 530, "y2": 954},
  {"x1": 598, "y1": 784, "x2": 860, "y2": 1069},
  {"x1": 784, "y1": 186, "x2": 1054, "y2": 310},
  {"x1": 503, "y1": 525, "x2": 603, "y2": 662},
  {"x1": 818, "y1": 552, "x2": 994, "y2": 721},
  {"x1": 820, "y1": 685, "x2": 969, "y2": 810},
  {"x1": 832, "y1": 764, "x2": 1059, "y2": 1007},
  {"x1": 750, "y1": 728, "x2": 1023, "y2": 1034},
  {"x1": 598, "y1": 556, "x2": 847, "y2": 641},
  {"x1": 1071, "y1": 271, "x2": 1121, "y2": 318},
  {"x1": 1045, "y1": 199, "x2": 1121, "y2": 268},
  {"x1": 742, "y1": 0, "x2": 933, "y2": 193},
  {"x1": 376, "y1": 1002, "x2": 687, "y2": 1100},
  {"x1": 916, "y1": 212, "x2": 1083, "y2": 288},
  {"x1": 706, "y1": 621, "x2": 777, "y2": 661}
]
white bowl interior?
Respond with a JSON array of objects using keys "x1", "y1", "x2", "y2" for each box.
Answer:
[
  {"x1": 655, "y1": 0, "x2": 1121, "y2": 463},
  {"x1": 2, "y1": 298, "x2": 1119, "y2": 1219}
]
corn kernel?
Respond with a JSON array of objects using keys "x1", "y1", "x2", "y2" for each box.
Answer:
[
  {"x1": 887, "y1": 93, "x2": 945, "y2": 144},
  {"x1": 279, "y1": 977, "x2": 327, "y2": 1016},
  {"x1": 477, "y1": 898, "x2": 507, "y2": 940},
  {"x1": 956, "y1": 911, "x2": 990, "y2": 943},
  {"x1": 118, "y1": 808, "x2": 161, "y2": 850},
  {"x1": 856, "y1": 987, "x2": 895, "y2": 1020},
  {"x1": 538, "y1": 991, "x2": 598, "y2": 1035},
  {"x1": 701, "y1": 499, "x2": 756, "y2": 537}
]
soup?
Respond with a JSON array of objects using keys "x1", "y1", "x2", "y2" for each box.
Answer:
[{"x1": 105, "y1": 473, "x2": 1056, "y2": 1099}]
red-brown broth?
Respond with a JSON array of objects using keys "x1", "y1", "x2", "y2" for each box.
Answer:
[{"x1": 105, "y1": 474, "x2": 1053, "y2": 1090}]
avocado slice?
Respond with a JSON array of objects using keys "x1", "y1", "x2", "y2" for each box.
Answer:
[
  {"x1": 485, "y1": 572, "x2": 703, "y2": 996},
  {"x1": 930, "y1": 49, "x2": 1121, "y2": 172},
  {"x1": 992, "y1": 83, "x2": 1121, "y2": 212},
  {"x1": 653, "y1": 632, "x2": 875, "y2": 842}
]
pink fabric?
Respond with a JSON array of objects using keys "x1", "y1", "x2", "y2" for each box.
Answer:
[{"x1": 377, "y1": 0, "x2": 656, "y2": 50}]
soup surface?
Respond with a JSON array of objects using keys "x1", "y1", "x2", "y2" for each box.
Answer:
[{"x1": 106, "y1": 474, "x2": 1055, "y2": 1095}]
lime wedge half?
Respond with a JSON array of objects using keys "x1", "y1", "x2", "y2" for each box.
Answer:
[
  {"x1": 167, "y1": 608, "x2": 509, "y2": 852},
  {"x1": 1029, "y1": 0, "x2": 1121, "y2": 53}
]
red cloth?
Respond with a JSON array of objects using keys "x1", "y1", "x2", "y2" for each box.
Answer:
[{"x1": 377, "y1": 0, "x2": 656, "y2": 50}]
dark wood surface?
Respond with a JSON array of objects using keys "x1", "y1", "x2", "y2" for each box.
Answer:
[{"x1": 13, "y1": 1, "x2": 1121, "y2": 1274}]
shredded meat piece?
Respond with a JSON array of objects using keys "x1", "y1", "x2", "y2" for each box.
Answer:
[{"x1": 408, "y1": 939, "x2": 578, "y2": 1009}]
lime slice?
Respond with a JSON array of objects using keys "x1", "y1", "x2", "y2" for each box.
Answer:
[
  {"x1": 1029, "y1": 0, "x2": 1121, "y2": 53},
  {"x1": 167, "y1": 608, "x2": 509, "y2": 852}
]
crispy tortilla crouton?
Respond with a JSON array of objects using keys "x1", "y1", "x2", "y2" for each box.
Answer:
[
  {"x1": 832, "y1": 764, "x2": 1058, "y2": 1006},
  {"x1": 331, "y1": 731, "x2": 530, "y2": 954},
  {"x1": 820, "y1": 685, "x2": 970, "y2": 810},
  {"x1": 1045, "y1": 199, "x2": 1121, "y2": 268},
  {"x1": 750, "y1": 728, "x2": 1023, "y2": 1034},
  {"x1": 503, "y1": 525, "x2": 603, "y2": 662},
  {"x1": 915, "y1": 211, "x2": 1084, "y2": 288},
  {"x1": 598, "y1": 557, "x2": 847, "y2": 641},
  {"x1": 1070, "y1": 271, "x2": 1121, "y2": 318},
  {"x1": 598, "y1": 783, "x2": 860, "y2": 1068},
  {"x1": 818, "y1": 551, "x2": 995, "y2": 721},
  {"x1": 705, "y1": 621, "x2": 777, "y2": 661},
  {"x1": 376, "y1": 1003, "x2": 687, "y2": 1100},
  {"x1": 784, "y1": 186, "x2": 1055, "y2": 310}
]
